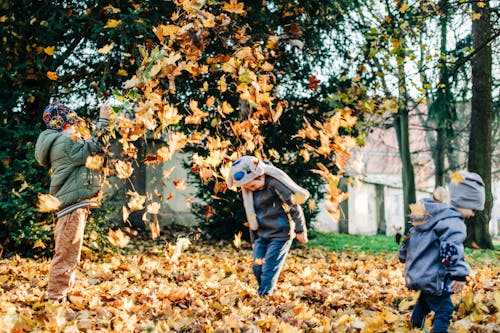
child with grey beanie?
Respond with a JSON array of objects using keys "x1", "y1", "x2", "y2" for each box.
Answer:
[{"x1": 399, "y1": 170, "x2": 485, "y2": 332}]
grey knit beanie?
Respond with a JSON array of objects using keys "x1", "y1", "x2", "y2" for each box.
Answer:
[{"x1": 449, "y1": 171, "x2": 485, "y2": 211}]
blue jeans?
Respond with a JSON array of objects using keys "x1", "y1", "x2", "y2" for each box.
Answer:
[
  {"x1": 252, "y1": 237, "x2": 292, "y2": 297},
  {"x1": 411, "y1": 292, "x2": 454, "y2": 333}
]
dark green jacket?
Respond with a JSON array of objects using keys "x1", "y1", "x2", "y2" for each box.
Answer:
[{"x1": 35, "y1": 129, "x2": 102, "y2": 209}]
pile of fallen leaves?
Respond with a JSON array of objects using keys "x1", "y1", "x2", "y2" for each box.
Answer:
[{"x1": 0, "y1": 240, "x2": 498, "y2": 332}]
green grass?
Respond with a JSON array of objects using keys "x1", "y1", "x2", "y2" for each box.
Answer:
[
  {"x1": 308, "y1": 232, "x2": 400, "y2": 254},
  {"x1": 309, "y1": 231, "x2": 500, "y2": 262}
]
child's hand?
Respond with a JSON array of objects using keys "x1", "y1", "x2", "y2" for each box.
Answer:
[
  {"x1": 450, "y1": 280, "x2": 465, "y2": 293},
  {"x1": 296, "y1": 232, "x2": 308, "y2": 244}
]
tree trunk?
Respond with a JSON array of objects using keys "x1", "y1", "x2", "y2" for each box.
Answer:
[{"x1": 466, "y1": 1, "x2": 494, "y2": 249}]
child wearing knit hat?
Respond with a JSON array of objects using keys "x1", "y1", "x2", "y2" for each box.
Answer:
[
  {"x1": 35, "y1": 101, "x2": 111, "y2": 303},
  {"x1": 399, "y1": 170, "x2": 485, "y2": 333},
  {"x1": 227, "y1": 156, "x2": 309, "y2": 297}
]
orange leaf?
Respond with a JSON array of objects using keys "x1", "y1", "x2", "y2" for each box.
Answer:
[
  {"x1": 46, "y1": 71, "x2": 58, "y2": 81},
  {"x1": 107, "y1": 229, "x2": 130, "y2": 248},
  {"x1": 223, "y1": 0, "x2": 246, "y2": 15},
  {"x1": 450, "y1": 171, "x2": 464, "y2": 184}
]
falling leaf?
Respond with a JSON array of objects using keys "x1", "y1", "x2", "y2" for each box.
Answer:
[
  {"x1": 43, "y1": 46, "x2": 55, "y2": 56},
  {"x1": 223, "y1": 0, "x2": 246, "y2": 16},
  {"x1": 33, "y1": 239, "x2": 46, "y2": 249},
  {"x1": 169, "y1": 237, "x2": 191, "y2": 262},
  {"x1": 399, "y1": 3, "x2": 409, "y2": 13},
  {"x1": 308, "y1": 75, "x2": 320, "y2": 91},
  {"x1": 233, "y1": 232, "x2": 242, "y2": 248},
  {"x1": 450, "y1": 171, "x2": 464, "y2": 184},
  {"x1": 127, "y1": 190, "x2": 146, "y2": 212},
  {"x1": 98, "y1": 43, "x2": 114, "y2": 54},
  {"x1": 470, "y1": 12, "x2": 481, "y2": 20},
  {"x1": 291, "y1": 193, "x2": 307, "y2": 205},
  {"x1": 146, "y1": 202, "x2": 161, "y2": 215},
  {"x1": 107, "y1": 229, "x2": 130, "y2": 248},
  {"x1": 85, "y1": 155, "x2": 105, "y2": 170},
  {"x1": 409, "y1": 202, "x2": 427, "y2": 219},
  {"x1": 115, "y1": 160, "x2": 134, "y2": 179},
  {"x1": 173, "y1": 179, "x2": 186, "y2": 191},
  {"x1": 105, "y1": 19, "x2": 121, "y2": 28},
  {"x1": 37, "y1": 193, "x2": 61, "y2": 212},
  {"x1": 46, "y1": 71, "x2": 58, "y2": 81}
]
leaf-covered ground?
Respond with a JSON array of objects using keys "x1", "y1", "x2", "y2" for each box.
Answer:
[{"x1": 1, "y1": 240, "x2": 498, "y2": 332}]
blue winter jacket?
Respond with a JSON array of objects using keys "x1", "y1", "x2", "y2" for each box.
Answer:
[{"x1": 398, "y1": 198, "x2": 470, "y2": 296}]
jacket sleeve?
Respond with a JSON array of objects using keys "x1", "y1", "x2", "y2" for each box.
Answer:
[
  {"x1": 66, "y1": 137, "x2": 102, "y2": 166},
  {"x1": 435, "y1": 218, "x2": 470, "y2": 281},
  {"x1": 271, "y1": 179, "x2": 306, "y2": 234}
]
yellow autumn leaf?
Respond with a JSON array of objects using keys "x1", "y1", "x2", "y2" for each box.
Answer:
[
  {"x1": 399, "y1": 3, "x2": 409, "y2": 13},
  {"x1": 43, "y1": 46, "x2": 55, "y2": 56},
  {"x1": 46, "y1": 71, "x2": 58, "y2": 81},
  {"x1": 220, "y1": 101, "x2": 234, "y2": 114},
  {"x1": 105, "y1": 19, "x2": 121, "y2": 28},
  {"x1": 291, "y1": 193, "x2": 307, "y2": 205},
  {"x1": 450, "y1": 171, "x2": 465, "y2": 184},
  {"x1": 33, "y1": 239, "x2": 46, "y2": 249},
  {"x1": 409, "y1": 202, "x2": 427, "y2": 220},
  {"x1": 261, "y1": 61, "x2": 274, "y2": 71},
  {"x1": 85, "y1": 155, "x2": 104, "y2": 170},
  {"x1": 471, "y1": 12, "x2": 481, "y2": 20},
  {"x1": 37, "y1": 193, "x2": 61, "y2": 212},
  {"x1": 217, "y1": 75, "x2": 227, "y2": 93},
  {"x1": 107, "y1": 229, "x2": 130, "y2": 248},
  {"x1": 122, "y1": 206, "x2": 130, "y2": 222},
  {"x1": 98, "y1": 43, "x2": 114, "y2": 54},
  {"x1": 233, "y1": 231, "x2": 242, "y2": 249},
  {"x1": 115, "y1": 160, "x2": 134, "y2": 179},
  {"x1": 146, "y1": 202, "x2": 161, "y2": 215},
  {"x1": 223, "y1": 0, "x2": 246, "y2": 16},
  {"x1": 127, "y1": 190, "x2": 146, "y2": 212},
  {"x1": 117, "y1": 69, "x2": 128, "y2": 76}
]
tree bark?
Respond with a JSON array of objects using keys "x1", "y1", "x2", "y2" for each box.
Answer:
[
  {"x1": 394, "y1": 58, "x2": 416, "y2": 233},
  {"x1": 466, "y1": 2, "x2": 494, "y2": 249}
]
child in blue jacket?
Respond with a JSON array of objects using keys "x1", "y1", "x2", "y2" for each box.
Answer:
[{"x1": 399, "y1": 171, "x2": 485, "y2": 332}]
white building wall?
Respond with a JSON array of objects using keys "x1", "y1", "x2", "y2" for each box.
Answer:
[{"x1": 347, "y1": 182, "x2": 378, "y2": 235}]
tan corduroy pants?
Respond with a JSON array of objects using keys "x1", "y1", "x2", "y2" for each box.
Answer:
[{"x1": 47, "y1": 207, "x2": 88, "y2": 301}]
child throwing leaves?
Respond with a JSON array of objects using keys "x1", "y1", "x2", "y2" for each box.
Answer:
[
  {"x1": 35, "y1": 101, "x2": 110, "y2": 303},
  {"x1": 399, "y1": 171, "x2": 485, "y2": 333},
  {"x1": 227, "y1": 156, "x2": 309, "y2": 297}
]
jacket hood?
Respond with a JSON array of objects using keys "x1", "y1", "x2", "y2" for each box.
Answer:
[
  {"x1": 35, "y1": 129, "x2": 61, "y2": 167},
  {"x1": 413, "y1": 198, "x2": 463, "y2": 232}
]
